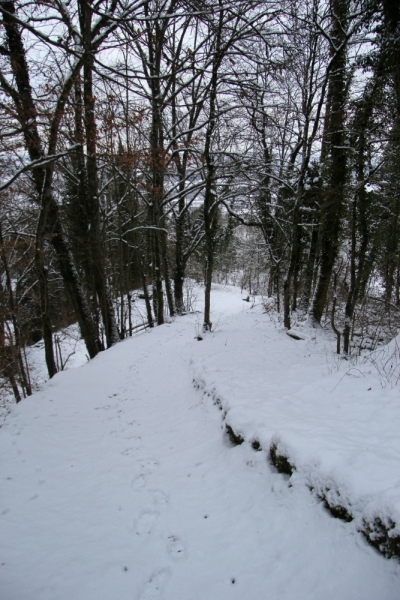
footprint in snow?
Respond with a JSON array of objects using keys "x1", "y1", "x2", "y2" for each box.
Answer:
[
  {"x1": 166, "y1": 535, "x2": 186, "y2": 560},
  {"x1": 121, "y1": 447, "x2": 134, "y2": 456},
  {"x1": 135, "y1": 510, "x2": 159, "y2": 534},
  {"x1": 150, "y1": 489, "x2": 169, "y2": 505},
  {"x1": 139, "y1": 568, "x2": 171, "y2": 600},
  {"x1": 132, "y1": 474, "x2": 147, "y2": 490},
  {"x1": 139, "y1": 458, "x2": 159, "y2": 470}
]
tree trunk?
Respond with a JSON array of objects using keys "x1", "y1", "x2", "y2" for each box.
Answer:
[
  {"x1": 299, "y1": 226, "x2": 319, "y2": 314},
  {"x1": 343, "y1": 64, "x2": 384, "y2": 353},
  {"x1": 80, "y1": 0, "x2": 120, "y2": 347},
  {"x1": 174, "y1": 264, "x2": 186, "y2": 314},
  {"x1": 312, "y1": 0, "x2": 349, "y2": 323},
  {"x1": 161, "y1": 229, "x2": 175, "y2": 317},
  {"x1": 139, "y1": 253, "x2": 154, "y2": 328},
  {"x1": 202, "y1": 8, "x2": 224, "y2": 331},
  {"x1": 283, "y1": 205, "x2": 301, "y2": 328},
  {"x1": 148, "y1": 90, "x2": 165, "y2": 325},
  {"x1": 35, "y1": 246, "x2": 57, "y2": 379}
]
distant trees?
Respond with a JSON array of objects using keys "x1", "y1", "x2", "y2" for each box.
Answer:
[{"x1": 1, "y1": 0, "x2": 400, "y2": 399}]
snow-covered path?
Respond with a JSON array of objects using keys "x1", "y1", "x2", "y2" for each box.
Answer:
[{"x1": 1, "y1": 289, "x2": 399, "y2": 599}]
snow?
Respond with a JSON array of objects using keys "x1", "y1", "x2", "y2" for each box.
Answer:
[
  {"x1": 0, "y1": 325, "x2": 89, "y2": 426},
  {"x1": 26, "y1": 324, "x2": 88, "y2": 390},
  {"x1": 1, "y1": 284, "x2": 400, "y2": 599},
  {"x1": 190, "y1": 296, "x2": 400, "y2": 540},
  {"x1": 0, "y1": 297, "x2": 151, "y2": 425}
]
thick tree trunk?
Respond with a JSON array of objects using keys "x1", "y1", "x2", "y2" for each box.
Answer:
[
  {"x1": 172, "y1": 151, "x2": 188, "y2": 314},
  {"x1": 152, "y1": 229, "x2": 164, "y2": 326},
  {"x1": 162, "y1": 242, "x2": 175, "y2": 318},
  {"x1": 202, "y1": 8, "x2": 224, "y2": 332},
  {"x1": 34, "y1": 242, "x2": 57, "y2": 379},
  {"x1": 148, "y1": 81, "x2": 165, "y2": 325},
  {"x1": 139, "y1": 254, "x2": 154, "y2": 329},
  {"x1": 80, "y1": 1, "x2": 119, "y2": 348},
  {"x1": 203, "y1": 232, "x2": 214, "y2": 331},
  {"x1": 312, "y1": 0, "x2": 349, "y2": 323},
  {"x1": 49, "y1": 215, "x2": 100, "y2": 358},
  {"x1": 343, "y1": 64, "x2": 383, "y2": 353},
  {"x1": 174, "y1": 251, "x2": 188, "y2": 315}
]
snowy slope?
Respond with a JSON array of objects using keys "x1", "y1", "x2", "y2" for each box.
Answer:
[
  {"x1": 191, "y1": 296, "x2": 400, "y2": 557},
  {"x1": 0, "y1": 297, "x2": 150, "y2": 426},
  {"x1": 0, "y1": 285, "x2": 399, "y2": 599}
]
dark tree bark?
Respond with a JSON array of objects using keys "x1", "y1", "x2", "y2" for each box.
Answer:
[
  {"x1": 78, "y1": 0, "x2": 120, "y2": 348},
  {"x1": 283, "y1": 204, "x2": 301, "y2": 328},
  {"x1": 203, "y1": 5, "x2": 224, "y2": 332},
  {"x1": 312, "y1": 0, "x2": 349, "y2": 323},
  {"x1": 34, "y1": 241, "x2": 57, "y2": 379},
  {"x1": 343, "y1": 68, "x2": 383, "y2": 353},
  {"x1": 382, "y1": 0, "x2": 400, "y2": 113},
  {"x1": 138, "y1": 253, "x2": 154, "y2": 329},
  {"x1": 169, "y1": 38, "x2": 207, "y2": 314},
  {"x1": 142, "y1": 6, "x2": 173, "y2": 326},
  {"x1": 380, "y1": 0, "x2": 400, "y2": 305},
  {"x1": 161, "y1": 230, "x2": 175, "y2": 317},
  {"x1": 299, "y1": 225, "x2": 319, "y2": 313},
  {"x1": 331, "y1": 270, "x2": 341, "y2": 354}
]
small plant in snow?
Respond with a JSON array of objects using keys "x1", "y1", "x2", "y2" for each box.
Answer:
[{"x1": 183, "y1": 279, "x2": 200, "y2": 313}]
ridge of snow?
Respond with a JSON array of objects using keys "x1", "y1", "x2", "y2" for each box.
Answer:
[{"x1": 190, "y1": 299, "x2": 400, "y2": 557}]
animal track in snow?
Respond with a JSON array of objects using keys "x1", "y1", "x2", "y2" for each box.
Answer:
[
  {"x1": 121, "y1": 447, "x2": 134, "y2": 456},
  {"x1": 132, "y1": 474, "x2": 147, "y2": 490},
  {"x1": 150, "y1": 489, "x2": 169, "y2": 505},
  {"x1": 139, "y1": 568, "x2": 171, "y2": 600},
  {"x1": 166, "y1": 534, "x2": 185, "y2": 559},
  {"x1": 139, "y1": 458, "x2": 159, "y2": 470},
  {"x1": 135, "y1": 510, "x2": 159, "y2": 534}
]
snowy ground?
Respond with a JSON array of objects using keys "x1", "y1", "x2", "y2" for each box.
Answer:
[
  {"x1": 191, "y1": 291, "x2": 400, "y2": 553},
  {"x1": 0, "y1": 296, "x2": 150, "y2": 425},
  {"x1": 1, "y1": 285, "x2": 400, "y2": 599}
]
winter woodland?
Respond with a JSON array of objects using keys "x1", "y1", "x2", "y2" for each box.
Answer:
[{"x1": 1, "y1": 1, "x2": 400, "y2": 597}]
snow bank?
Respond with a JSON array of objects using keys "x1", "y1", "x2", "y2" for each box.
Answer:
[{"x1": 191, "y1": 301, "x2": 400, "y2": 559}]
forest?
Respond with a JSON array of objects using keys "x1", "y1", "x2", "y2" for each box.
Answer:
[{"x1": 1, "y1": 0, "x2": 400, "y2": 401}]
